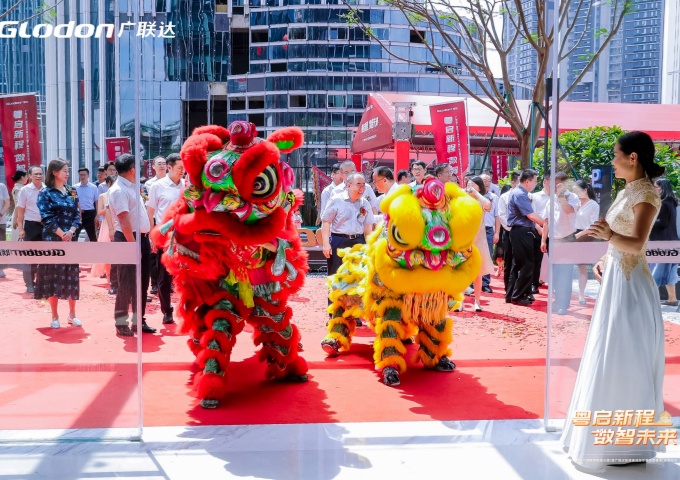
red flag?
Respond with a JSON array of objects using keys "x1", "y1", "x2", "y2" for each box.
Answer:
[
  {"x1": 429, "y1": 101, "x2": 469, "y2": 185},
  {"x1": 105, "y1": 137, "x2": 131, "y2": 163},
  {"x1": 0, "y1": 94, "x2": 42, "y2": 192}
]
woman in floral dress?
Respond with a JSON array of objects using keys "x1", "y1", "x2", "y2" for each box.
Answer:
[{"x1": 35, "y1": 159, "x2": 83, "y2": 328}]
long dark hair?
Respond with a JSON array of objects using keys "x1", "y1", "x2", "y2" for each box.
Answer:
[
  {"x1": 574, "y1": 179, "x2": 596, "y2": 201},
  {"x1": 45, "y1": 158, "x2": 68, "y2": 188},
  {"x1": 11, "y1": 169, "x2": 27, "y2": 182},
  {"x1": 617, "y1": 131, "x2": 664, "y2": 180},
  {"x1": 469, "y1": 175, "x2": 486, "y2": 196},
  {"x1": 654, "y1": 178, "x2": 678, "y2": 206}
]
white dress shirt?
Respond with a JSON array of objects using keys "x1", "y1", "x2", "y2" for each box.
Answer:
[
  {"x1": 330, "y1": 181, "x2": 379, "y2": 213},
  {"x1": 575, "y1": 199, "x2": 600, "y2": 230},
  {"x1": 321, "y1": 191, "x2": 375, "y2": 235},
  {"x1": 147, "y1": 176, "x2": 185, "y2": 224},
  {"x1": 543, "y1": 192, "x2": 580, "y2": 239},
  {"x1": 320, "y1": 181, "x2": 342, "y2": 218},
  {"x1": 498, "y1": 190, "x2": 512, "y2": 232},
  {"x1": 16, "y1": 182, "x2": 44, "y2": 222},
  {"x1": 108, "y1": 176, "x2": 151, "y2": 234}
]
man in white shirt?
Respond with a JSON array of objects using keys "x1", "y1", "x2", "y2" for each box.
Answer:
[
  {"x1": 482, "y1": 169, "x2": 501, "y2": 196},
  {"x1": 480, "y1": 174, "x2": 501, "y2": 293},
  {"x1": 321, "y1": 173, "x2": 375, "y2": 328},
  {"x1": 145, "y1": 156, "x2": 168, "y2": 294},
  {"x1": 108, "y1": 154, "x2": 155, "y2": 336},
  {"x1": 147, "y1": 153, "x2": 185, "y2": 325},
  {"x1": 372, "y1": 166, "x2": 400, "y2": 224},
  {"x1": 319, "y1": 163, "x2": 344, "y2": 217},
  {"x1": 539, "y1": 172, "x2": 580, "y2": 315},
  {"x1": 435, "y1": 164, "x2": 458, "y2": 185},
  {"x1": 0, "y1": 181, "x2": 10, "y2": 278},
  {"x1": 14, "y1": 165, "x2": 45, "y2": 292},
  {"x1": 408, "y1": 160, "x2": 428, "y2": 188},
  {"x1": 145, "y1": 156, "x2": 167, "y2": 191},
  {"x1": 498, "y1": 171, "x2": 519, "y2": 292},
  {"x1": 530, "y1": 172, "x2": 552, "y2": 292},
  {"x1": 74, "y1": 168, "x2": 99, "y2": 242},
  {"x1": 327, "y1": 160, "x2": 379, "y2": 215}
]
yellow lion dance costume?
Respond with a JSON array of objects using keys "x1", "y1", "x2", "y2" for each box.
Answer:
[{"x1": 321, "y1": 177, "x2": 483, "y2": 386}]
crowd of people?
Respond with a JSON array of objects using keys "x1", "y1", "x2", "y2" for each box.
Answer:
[
  {"x1": 2, "y1": 146, "x2": 678, "y2": 334},
  {"x1": 1, "y1": 154, "x2": 184, "y2": 337},
  {"x1": 317, "y1": 156, "x2": 680, "y2": 316}
]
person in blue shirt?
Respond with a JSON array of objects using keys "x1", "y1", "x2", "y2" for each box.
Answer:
[
  {"x1": 35, "y1": 159, "x2": 83, "y2": 329},
  {"x1": 505, "y1": 169, "x2": 545, "y2": 306},
  {"x1": 74, "y1": 167, "x2": 99, "y2": 242}
]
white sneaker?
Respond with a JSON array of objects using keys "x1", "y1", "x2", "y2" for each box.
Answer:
[
  {"x1": 68, "y1": 316, "x2": 82, "y2": 327},
  {"x1": 464, "y1": 287, "x2": 474, "y2": 296},
  {"x1": 474, "y1": 302, "x2": 482, "y2": 312},
  {"x1": 50, "y1": 319, "x2": 60, "y2": 329}
]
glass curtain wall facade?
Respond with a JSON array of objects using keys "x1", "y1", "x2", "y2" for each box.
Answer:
[
  {"x1": 226, "y1": 0, "x2": 490, "y2": 171},
  {"x1": 0, "y1": 0, "x2": 47, "y2": 181},
  {"x1": 41, "y1": 0, "x2": 228, "y2": 176}
]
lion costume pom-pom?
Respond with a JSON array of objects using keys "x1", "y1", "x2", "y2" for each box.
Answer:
[{"x1": 151, "y1": 121, "x2": 310, "y2": 409}]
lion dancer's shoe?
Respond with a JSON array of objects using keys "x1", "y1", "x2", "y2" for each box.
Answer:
[
  {"x1": 416, "y1": 316, "x2": 456, "y2": 372},
  {"x1": 374, "y1": 306, "x2": 409, "y2": 386},
  {"x1": 321, "y1": 303, "x2": 358, "y2": 357},
  {"x1": 252, "y1": 304, "x2": 308, "y2": 382},
  {"x1": 194, "y1": 308, "x2": 246, "y2": 409}
]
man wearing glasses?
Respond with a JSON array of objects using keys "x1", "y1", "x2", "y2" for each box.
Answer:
[{"x1": 409, "y1": 161, "x2": 428, "y2": 188}]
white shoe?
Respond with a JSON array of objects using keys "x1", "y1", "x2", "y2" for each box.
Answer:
[
  {"x1": 464, "y1": 287, "x2": 473, "y2": 296},
  {"x1": 50, "y1": 319, "x2": 60, "y2": 329},
  {"x1": 68, "y1": 316, "x2": 82, "y2": 327},
  {"x1": 474, "y1": 302, "x2": 482, "y2": 312},
  {"x1": 454, "y1": 303, "x2": 464, "y2": 312}
]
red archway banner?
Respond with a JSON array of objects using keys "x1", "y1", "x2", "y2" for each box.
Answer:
[
  {"x1": 0, "y1": 94, "x2": 42, "y2": 192},
  {"x1": 429, "y1": 100, "x2": 469, "y2": 184}
]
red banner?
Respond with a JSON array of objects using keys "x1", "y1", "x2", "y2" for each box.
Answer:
[
  {"x1": 0, "y1": 94, "x2": 42, "y2": 192},
  {"x1": 429, "y1": 101, "x2": 469, "y2": 184},
  {"x1": 105, "y1": 137, "x2": 131, "y2": 163},
  {"x1": 491, "y1": 155, "x2": 508, "y2": 183},
  {"x1": 351, "y1": 95, "x2": 395, "y2": 155}
]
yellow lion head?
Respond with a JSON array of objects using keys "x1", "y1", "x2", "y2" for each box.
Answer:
[{"x1": 371, "y1": 178, "x2": 483, "y2": 297}]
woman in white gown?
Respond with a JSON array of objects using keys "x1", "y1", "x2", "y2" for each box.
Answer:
[{"x1": 561, "y1": 131, "x2": 666, "y2": 469}]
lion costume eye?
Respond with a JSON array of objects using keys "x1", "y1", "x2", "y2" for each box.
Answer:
[
  {"x1": 209, "y1": 162, "x2": 224, "y2": 178},
  {"x1": 391, "y1": 224, "x2": 409, "y2": 247},
  {"x1": 252, "y1": 165, "x2": 279, "y2": 198}
]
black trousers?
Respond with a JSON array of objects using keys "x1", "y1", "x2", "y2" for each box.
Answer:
[
  {"x1": 150, "y1": 220, "x2": 158, "y2": 288},
  {"x1": 113, "y1": 231, "x2": 150, "y2": 326},
  {"x1": 76, "y1": 210, "x2": 98, "y2": 242},
  {"x1": 328, "y1": 235, "x2": 365, "y2": 276},
  {"x1": 22, "y1": 220, "x2": 43, "y2": 287},
  {"x1": 502, "y1": 228, "x2": 513, "y2": 293},
  {"x1": 507, "y1": 226, "x2": 539, "y2": 302},
  {"x1": 157, "y1": 248, "x2": 173, "y2": 315}
]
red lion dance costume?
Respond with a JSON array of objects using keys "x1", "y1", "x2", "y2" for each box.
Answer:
[{"x1": 151, "y1": 121, "x2": 309, "y2": 408}]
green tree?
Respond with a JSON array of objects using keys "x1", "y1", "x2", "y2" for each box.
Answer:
[
  {"x1": 341, "y1": 0, "x2": 633, "y2": 168},
  {"x1": 532, "y1": 126, "x2": 680, "y2": 198}
]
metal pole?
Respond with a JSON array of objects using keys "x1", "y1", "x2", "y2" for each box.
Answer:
[
  {"x1": 544, "y1": 0, "x2": 561, "y2": 434},
  {"x1": 133, "y1": 0, "x2": 143, "y2": 439}
]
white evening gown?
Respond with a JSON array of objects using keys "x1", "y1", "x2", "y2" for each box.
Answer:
[{"x1": 561, "y1": 178, "x2": 666, "y2": 469}]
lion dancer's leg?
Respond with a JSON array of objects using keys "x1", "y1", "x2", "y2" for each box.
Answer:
[
  {"x1": 415, "y1": 316, "x2": 456, "y2": 372},
  {"x1": 193, "y1": 294, "x2": 247, "y2": 409},
  {"x1": 251, "y1": 296, "x2": 308, "y2": 382},
  {"x1": 374, "y1": 306, "x2": 408, "y2": 386},
  {"x1": 321, "y1": 299, "x2": 357, "y2": 357}
]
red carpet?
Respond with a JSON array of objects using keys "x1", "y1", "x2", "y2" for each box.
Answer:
[{"x1": 1, "y1": 266, "x2": 679, "y2": 430}]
